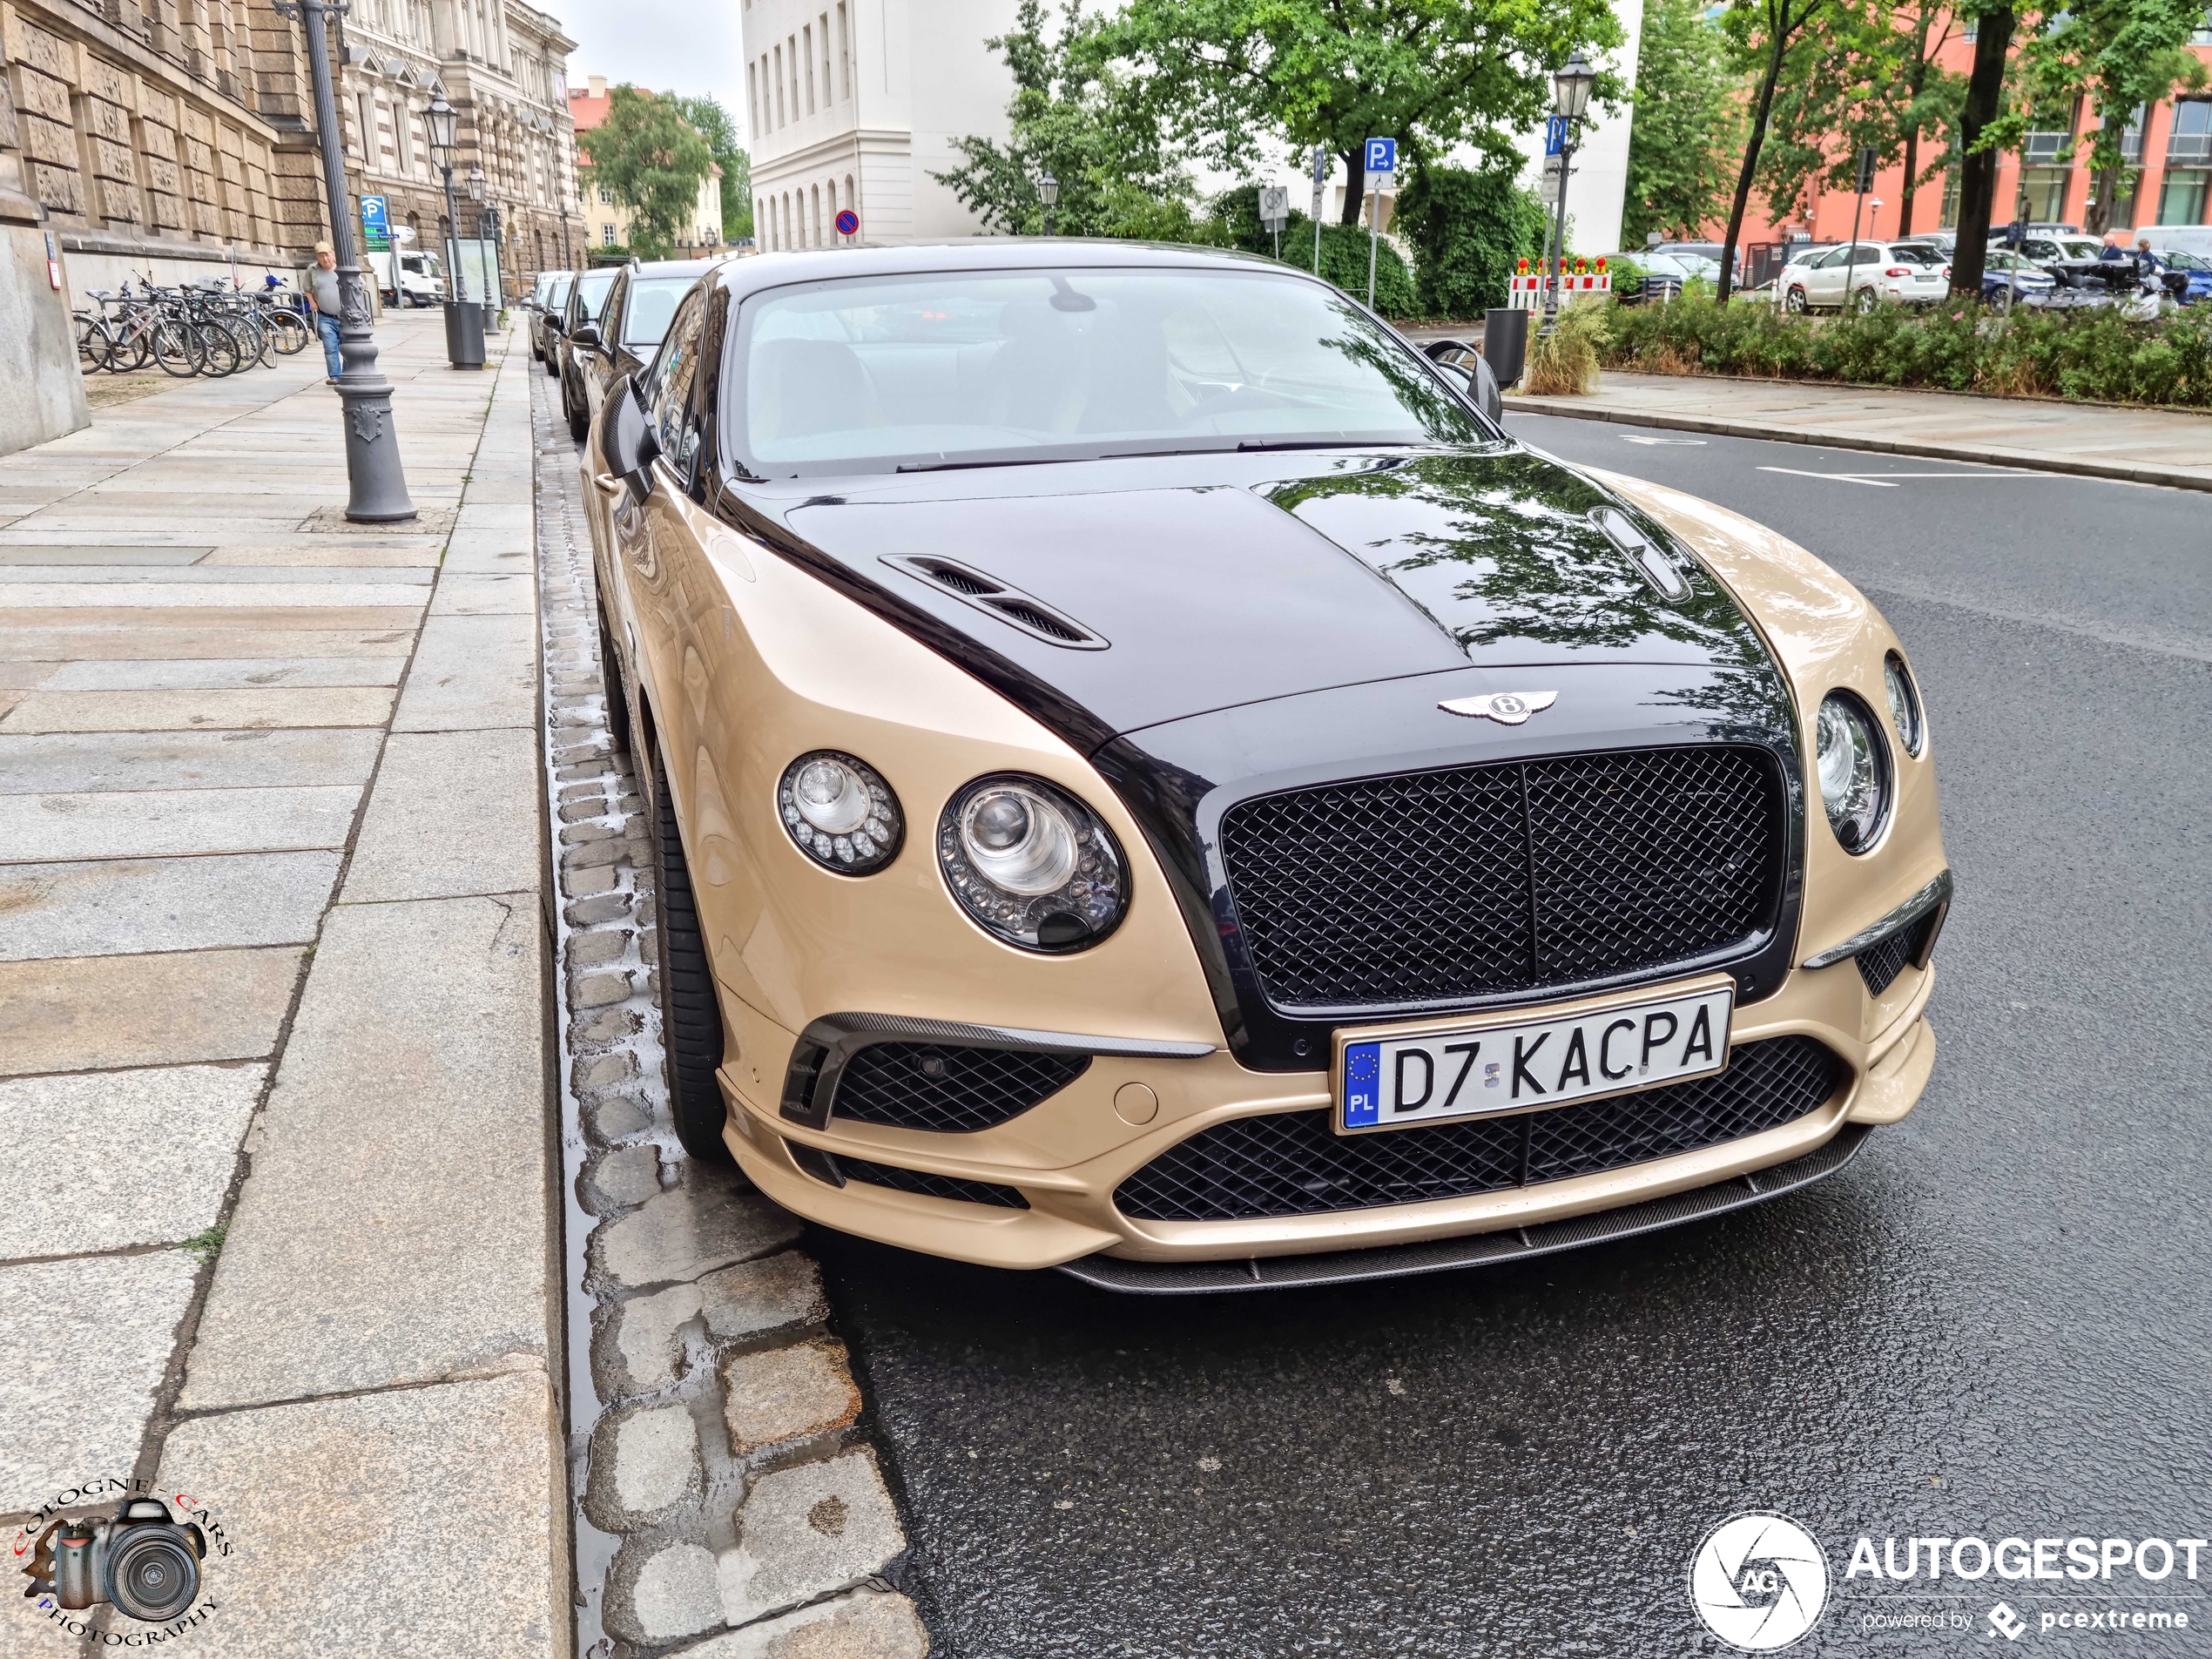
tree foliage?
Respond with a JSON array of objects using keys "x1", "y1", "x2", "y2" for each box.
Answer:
[
  {"x1": 933, "y1": 0, "x2": 1218, "y2": 241},
  {"x1": 672, "y1": 94, "x2": 753, "y2": 242},
  {"x1": 2014, "y1": 0, "x2": 2209, "y2": 179},
  {"x1": 1716, "y1": 0, "x2": 1831, "y2": 299},
  {"x1": 1623, "y1": 0, "x2": 1747, "y2": 244},
  {"x1": 577, "y1": 84, "x2": 714, "y2": 258},
  {"x1": 1095, "y1": 0, "x2": 1624, "y2": 226},
  {"x1": 1394, "y1": 165, "x2": 1548, "y2": 316}
]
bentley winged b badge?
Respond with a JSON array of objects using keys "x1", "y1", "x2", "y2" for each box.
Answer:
[{"x1": 1439, "y1": 690, "x2": 1559, "y2": 725}]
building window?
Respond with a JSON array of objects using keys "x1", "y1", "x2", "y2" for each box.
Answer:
[
  {"x1": 603, "y1": 223, "x2": 617, "y2": 246},
  {"x1": 838, "y1": 2, "x2": 852, "y2": 100},
  {"x1": 1938, "y1": 167, "x2": 1961, "y2": 229},
  {"x1": 2157, "y1": 169, "x2": 2209, "y2": 225},
  {"x1": 598, "y1": 184, "x2": 612, "y2": 206},
  {"x1": 2014, "y1": 166, "x2": 2070, "y2": 222},
  {"x1": 2169, "y1": 98, "x2": 2212, "y2": 166},
  {"x1": 748, "y1": 63, "x2": 759, "y2": 134},
  {"x1": 819, "y1": 13, "x2": 832, "y2": 108},
  {"x1": 803, "y1": 24, "x2": 815, "y2": 114},
  {"x1": 395, "y1": 106, "x2": 414, "y2": 171},
  {"x1": 773, "y1": 46, "x2": 786, "y2": 126},
  {"x1": 2192, "y1": 4, "x2": 2212, "y2": 44}
]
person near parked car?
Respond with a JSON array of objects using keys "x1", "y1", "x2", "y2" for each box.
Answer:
[
  {"x1": 308, "y1": 241, "x2": 342, "y2": 384},
  {"x1": 2100, "y1": 235, "x2": 2127, "y2": 261},
  {"x1": 2136, "y1": 238, "x2": 2161, "y2": 290}
]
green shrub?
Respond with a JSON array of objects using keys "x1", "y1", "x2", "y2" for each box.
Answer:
[
  {"x1": 1393, "y1": 165, "x2": 1548, "y2": 320},
  {"x1": 1601, "y1": 294, "x2": 2212, "y2": 406},
  {"x1": 1526, "y1": 300, "x2": 1614, "y2": 395},
  {"x1": 1209, "y1": 187, "x2": 1419, "y2": 318}
]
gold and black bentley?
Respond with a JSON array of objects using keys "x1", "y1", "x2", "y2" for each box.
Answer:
[{"x1": 582, "y1": 242, "x2": 1947, "y2": 1291}]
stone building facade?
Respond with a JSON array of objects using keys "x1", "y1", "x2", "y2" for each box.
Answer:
[{"x1": 0, "y1": 0, "x2": 577, "y2": 301}]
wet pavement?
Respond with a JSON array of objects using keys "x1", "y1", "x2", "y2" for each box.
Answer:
[{"x1": 814, "y1": 420, "x2": 2212, "y2": 1656}]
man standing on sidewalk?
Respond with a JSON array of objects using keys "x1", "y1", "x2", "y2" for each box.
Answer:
[{"x1": 309, "y1": 241, "x2": 342, "y2": 384}]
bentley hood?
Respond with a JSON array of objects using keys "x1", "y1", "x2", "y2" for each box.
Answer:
[{"x1": 779, "y1": 448, "x2": 1784, "y2": 746}]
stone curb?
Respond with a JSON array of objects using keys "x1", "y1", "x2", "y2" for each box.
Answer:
[
  {"x1": 529, "y1": 360, "x2": 930, "y2": 1657},
  {"x1": 1500, "y1": 392, "x2": 2212, "y2": 494}
]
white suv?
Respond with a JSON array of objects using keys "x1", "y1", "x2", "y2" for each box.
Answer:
[{"x1": 1782, "y1": 242, "x2": 1951, "y2": 313}]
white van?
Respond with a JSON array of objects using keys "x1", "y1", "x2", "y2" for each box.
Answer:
[
  {"x1": 2134, "y1": 226, "x2": 2212, "y2": 262},
  {"x1": 366, "y1": 248, "x2": 447, "y2": 307}
]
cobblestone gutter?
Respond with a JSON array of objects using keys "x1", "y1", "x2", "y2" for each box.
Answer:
[{"x1": 529, "y1": 366, "x2": 931, "y2": 1659}]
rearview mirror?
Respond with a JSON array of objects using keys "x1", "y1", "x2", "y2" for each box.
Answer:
[
  {"x1": 570, "y1": 321, "x2": 603, "y2": 351},
  {"x1": 599, "y1": 373, "x2": 661, "y2": 502}
]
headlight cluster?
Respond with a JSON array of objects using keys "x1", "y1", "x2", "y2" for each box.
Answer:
[
  {"x1": 940, "y1": 775, "x2": 1128, "y2": 952},
  {"x1": 779, "y1": 752, "x2": 903, "y2": 873},
  {"x1": 1815, "y1": 694, "x2": 1888, "y2": 853}
]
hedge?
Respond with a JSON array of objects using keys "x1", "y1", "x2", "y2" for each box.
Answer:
[{"x1": 1602, "y1": 294, "x2": 2212, "y2": 408}]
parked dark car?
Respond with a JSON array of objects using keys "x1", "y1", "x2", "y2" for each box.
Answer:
[
  {"x1": 557, "y1": 265, "x2": 623, "y2": 441},
  {"x1": 565, "y1": 256, "x2": 729, "y2": 443},
  {"x1": 532, "y1": 270, "x2": 575, "y2": 373}
]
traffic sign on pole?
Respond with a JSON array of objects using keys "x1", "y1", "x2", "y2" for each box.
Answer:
[
  {"x1": 834, "y1": 207, "x2": 860, "y2": 239},
  {"x1": 1544, "y1": 116, "x2": 1568, "y2": 158},
  {"x1": 1364, "y1": 137, "x2": 1396, "y2": 179},
  {"x1": 1310, "y1": 146, "x2": 1327, "y2": 274},
  {"x1": 1258, "y1": 185, "x2": 1289, "y2": 260}
]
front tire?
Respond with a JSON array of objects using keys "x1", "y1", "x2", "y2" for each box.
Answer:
[
  {"x1": 649, "y1": 748, "x2": 732, "y2": 1163},
  {"x1": 1784, "y1": 286, "x2": 1809, "y2": 314},
  {"x1": 567, "y1": 376, "x2": 590, "y2": 442}
]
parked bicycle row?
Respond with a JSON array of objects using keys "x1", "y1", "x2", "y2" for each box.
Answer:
[{"x1": 75, "y1": 275, "x2": 313, "y2": 379}]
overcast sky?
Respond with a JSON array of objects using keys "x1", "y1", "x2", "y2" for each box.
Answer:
[{"x1": 556, "y1": 0, "x2": 750, "y2": 141}]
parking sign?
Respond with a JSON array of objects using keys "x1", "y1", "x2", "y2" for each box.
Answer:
[
  {"x1": 361, "y1": 193, "x2": 390, "y2": 253},
  {"x1": 1364, "y1": 137, "x2": 1396, "y2": 178}
]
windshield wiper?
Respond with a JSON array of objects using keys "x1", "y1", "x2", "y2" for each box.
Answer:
[
  {"x1": 1098, "y1": 439, "x2": 1406, "y2": 460},
  {"x1": 892, "y1": 455, "x2": 1072, "y2": 474}
]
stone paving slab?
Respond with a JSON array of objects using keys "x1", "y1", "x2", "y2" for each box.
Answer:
[
  {"x1": 0, "y1": 685, "x2": 396, "y2": 732},
  {"x1": 0, "y1": 728, "x2": 383, "y2": 792},
  {"x1": 203, "y1": 543, "x2": 445, "y2": 567},
  {"x1": 0, "y1": 580, "x2": 435, "y2": 608},
  {"x1": 0, "y1": 946, "x2": 303, "y2": 1076},
  {"x1": 0, "y1": 785, "x2": 361, "y2": 860},
  {"x1": 40, "y1": 656, "x2": 409, "y2": 690},
  {"x1": 157, "y1": 1372, "x2": 562, "y2": 1659},
  {"x1": 342, "y1": 730, "x2": 542, "y2": 902},
  {"x1": 428, "y1": 571, "x2": 537, "y2": 616},
  {"x1": 691, "y1": 1590, "x2": 932, "y2": 1659},
  {"x1": 0, "y1": 849, "x2": 341, "y2": 961},
  {"x1": 0, "y1": 544, "x2": 208, "y2": 563},
  {"x1": 180, "y1": 889, "x2": 546, "y2": 1409},
  {"x1": 1505, "y1": 370, "x2": 2212, "y2": 490},
  {"x1": 0, "y1": 1251, "x2": 200, "y2": 1513},
  {"x1": 0, "y1": 626, "x2": 417, "y2": 661},
  {"x1": 391, "y1": 611, "x2": 539, "y2": 732},
  {"x1": 0, "y1": 1063, "x2": 263, "y2": 1257},
  {"x1": 0, "y1": 563, "x2": 436, "y2": 585}
]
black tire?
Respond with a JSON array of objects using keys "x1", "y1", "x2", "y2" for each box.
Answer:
[
  {"x1": 568, "y1": 387, "x2": 590, "y2": 442},
  {"x1": 650, "y1": 751, "x2": 732, "y2": 1163},
  {"x1": 597, "y1": 599, "x2": 631, "y2": 756},
  {"x1": 1784, "y1": 286, "x2": 1809, "y2": 314}
]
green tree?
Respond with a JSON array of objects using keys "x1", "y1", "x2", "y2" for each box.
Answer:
[
  {"x1": 1096, "y1": 0, "x2": 1624, "y2": 227},
  {"x1": 2016, "y1": 0, "x2": 2209, "y2": 229},
  {"x1": 577, "y1": 84, "x2": 713, "y2": 258},
  {"x1": 1754, "y1": 0, "x2": 1963, "y2": 239},
  {"x1": 1716, "y1": 0, "x2": 1831, "y2": 299},
  {"x1": 673, "y1": 94, "x2": 753, "y2": 243},
  {"x1": 1624, "y1": 0, "x2": 1747, "y2": 244},
  {"x1": 934, "y1": 0, "x2": 1217, "y2": 239},
  {"x1": 1207, "y1": 183, "x2": 1418, "y2": 312},
  {"x1": 1394, "y1": 165, "x2": 1548, "y2": 316}
]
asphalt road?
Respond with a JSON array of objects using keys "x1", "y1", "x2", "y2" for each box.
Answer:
[{"x1": 815, "y1": 416, "x2": 2212, "y2": 1656}]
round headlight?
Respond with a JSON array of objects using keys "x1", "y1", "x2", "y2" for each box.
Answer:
[
  {"x1": 779, "y1": 752, "x2": 902, "y2": 873},
  {"x1": 939, "y1": 775, "x2": 1128, "y2": 952},
  {"x1": 1815, "y1": 693, "x2": 1889, "y2": 853},
  {"x1": 1884, "y1": 652, "x2": 1925, "y2": 756}
]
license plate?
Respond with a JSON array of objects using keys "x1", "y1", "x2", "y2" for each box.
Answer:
[{"x1": 1334, "y1": 976, "x2": 1734, "y2": 1135}]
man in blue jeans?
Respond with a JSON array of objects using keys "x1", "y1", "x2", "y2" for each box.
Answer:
[{"x1": 308, "y1": 241, "x2": 342, "y2": 382}]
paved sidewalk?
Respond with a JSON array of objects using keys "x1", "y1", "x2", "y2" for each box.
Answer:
[
  {"x1": 1, "y1": 316, "x2": 560, "y2": 1656},
  {"x1": 1504, "y1": 369, "x2": 2212, "y2": 491}
]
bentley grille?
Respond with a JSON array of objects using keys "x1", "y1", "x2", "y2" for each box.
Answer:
[
  {"x1": 1114, "y1": 1035, "x2": 1844, "y2": 1223},
  {"x1": 1217, "y1": 745, "x2": 1785, "y2": 1012},
  {"x1": 830, "y1": 1042, "x2": 1089, "y2": 1133}
]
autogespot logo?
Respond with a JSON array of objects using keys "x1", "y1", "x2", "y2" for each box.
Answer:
[{"x1": 1689, "y1": 1511, "x2": 1832, "y2": 1652}]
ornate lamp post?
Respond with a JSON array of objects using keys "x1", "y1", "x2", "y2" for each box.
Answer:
[
  {"x1": 1544, "y1": 50, "x2": 1597, "y2": 329},
  {"x1": 1039, "y1": 172, "x2": 1059, "y2": 237},
  {"x1": 272, "y1": 0, "x2": 415, "y2": 520},
  {"x1": 425, "y1": 88, "x2": 483, "y2": 368}
]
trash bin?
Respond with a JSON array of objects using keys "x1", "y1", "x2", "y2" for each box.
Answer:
[
  {"x1": 1483, "y1": 307, "x2": 1529, "y2": 389},
  {"x1": 444, "y1": 300, "x2": 486, "y2": 369}
]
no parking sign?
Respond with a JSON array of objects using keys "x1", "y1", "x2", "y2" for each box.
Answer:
[{"x1": 835, "y1": 208, "x2": 859, "y2": 239}]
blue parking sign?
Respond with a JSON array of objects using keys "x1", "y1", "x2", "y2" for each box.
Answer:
[
  {"x1": 1365, "y1": 137, "x2": 1396, "y2": 177},
  {"x1": 1545, "y1": 116, "x2": 1569, "y2": 157}
]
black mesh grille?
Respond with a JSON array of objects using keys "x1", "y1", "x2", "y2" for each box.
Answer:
[
  {"x1": 1114, "y1": 1036, "x2": 1843, "y2": 1222},
  {"x1": 833, "y1": 1154, "x2": 1030, "y2": 1210},
  {"x1": 1855, "y1": 911, "x2": 1937, "y2": 997},
  {"x1": 1218, "y1": 746, "x2": 1783, "y2": 1012},
  {"x1": 831, "y1": 1043, "x2": 1089, "y2": 1132}
]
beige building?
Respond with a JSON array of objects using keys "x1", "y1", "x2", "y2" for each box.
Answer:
[
  {"x1": 0, "y1": 0, "x2": 577, "y2": 300},
  {"x1": 740, "y1": 0, "x2": 1017, "y2": 247},
  {"x1": 569, "y1": 73, "x2": 723, "y2": 260}
]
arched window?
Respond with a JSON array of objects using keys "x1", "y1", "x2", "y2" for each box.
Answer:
[{"x1": 810, "y1": 183, "x2": 821, "y2": 246}]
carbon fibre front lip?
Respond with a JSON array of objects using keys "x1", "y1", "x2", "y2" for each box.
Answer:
[{"x1": 1054, "y1": 1121, "x2": 1871, "y2": 1295}]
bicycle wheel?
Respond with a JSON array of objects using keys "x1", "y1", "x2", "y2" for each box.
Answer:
[
  {"x1": 114, "y1": 319, "x2": 152, "y2": 372},
  {"x1": 152, "y1": 320, "x2": 201, "y2": 377},
  {"x1": 194, "y1": 322, "x2": 239, "y2": 377},
  {"x1": 269, "y1": 312, "x2": 310, "y2": 355},
  {"x1": 78, "y1": 317, "x2": 113, "y2": 373}
]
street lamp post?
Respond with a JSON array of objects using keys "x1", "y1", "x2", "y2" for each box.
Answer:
[
  {"x1": 1039, "y1": 172, "x2": 1059, "y2": 237},
  {"x1": 425, "y1": 89, "x2": 483, "y2": 368},
  {"x1": 273, "y1": 0, "x2": 415, "y2": 520},
  {"x1": 1544, "y1": 50, "x2": 1597, "y2": 331}
]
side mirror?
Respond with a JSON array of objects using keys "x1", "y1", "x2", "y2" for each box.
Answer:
[
  {"x1": 599, "y1": 373, "x2": 662, "y2": 502},
  {"x1": 1422, "y1": 339, "x2": 1503, "y2": 423},
  {"x1": 546, "y1": 313, "x2": 566, "y2": 334},
  {"x1": 570, "y1": 321, "x2": 603, "y2": 351}
]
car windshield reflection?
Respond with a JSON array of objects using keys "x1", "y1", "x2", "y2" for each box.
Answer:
[{"x1": 733, "y1": 268, "x2": 1497, "y2": 477}]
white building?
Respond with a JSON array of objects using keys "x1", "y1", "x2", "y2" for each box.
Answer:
[
  {"x1": 739, "y1": 0, "x2": 1018, "y2": 246},
  {"x1": 1516, "y1": 0, "x2": 1643, "y2": 258}
]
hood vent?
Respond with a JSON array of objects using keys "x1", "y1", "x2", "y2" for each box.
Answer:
[{"x1": 882, "y1": 555, "x2": 1109, "y2": 651}]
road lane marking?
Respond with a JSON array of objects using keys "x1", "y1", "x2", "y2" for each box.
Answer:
[
  {"x1": 1757, "y1": 465, "x2": 2060, "y2": 486},
  {"x1": 1620, "y1": 435, "x2": 1709, "y2": 445}
]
